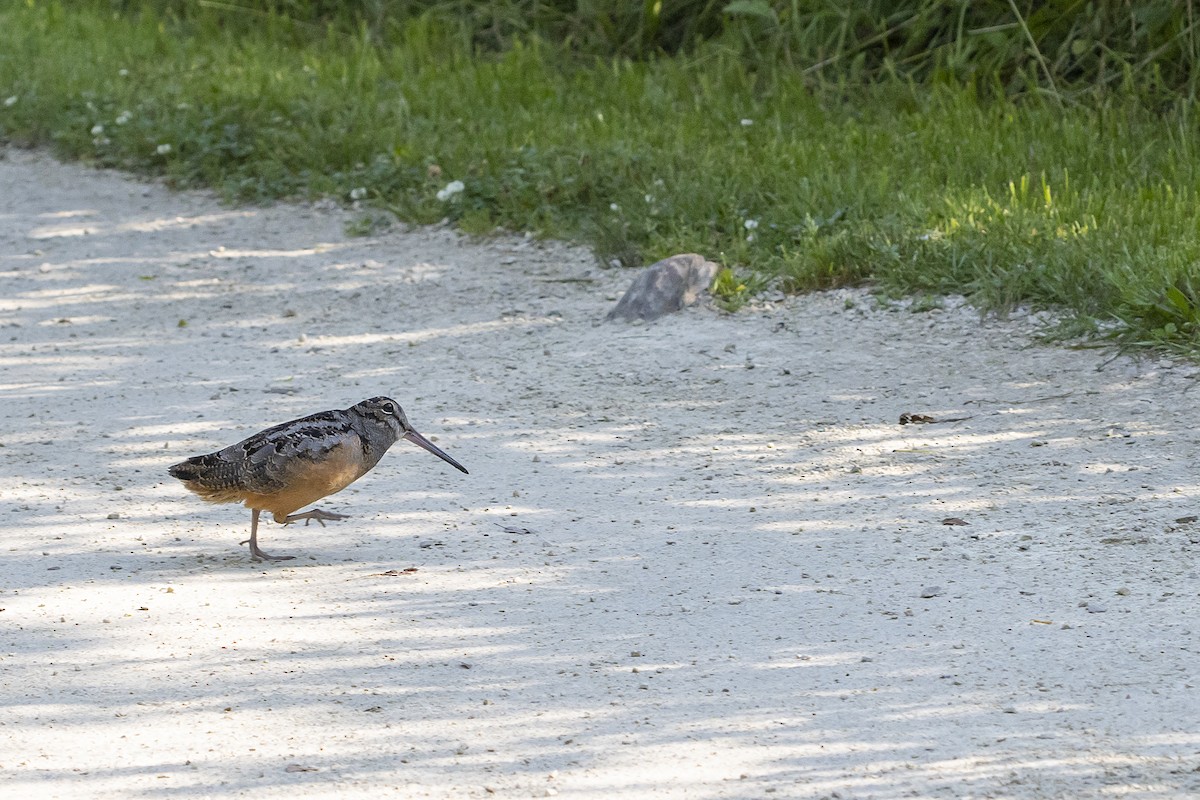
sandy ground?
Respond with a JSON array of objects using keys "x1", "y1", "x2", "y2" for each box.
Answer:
[{"x1": 2, "y1": 147, "x2": 1199, "y2": 800}]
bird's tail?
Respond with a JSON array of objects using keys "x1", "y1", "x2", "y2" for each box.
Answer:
[
  {"x1": 168, "y1": 456, "x2": 208, "y2": 481},
  {"x1": 168, "y1": 455, "x2": 244, "y2": 503}
]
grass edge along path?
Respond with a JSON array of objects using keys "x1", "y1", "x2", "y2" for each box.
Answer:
[{"x1": 4, "y1": 4, "x2": 1200, "y2": 353}]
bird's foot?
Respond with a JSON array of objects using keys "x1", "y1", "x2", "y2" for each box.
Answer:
[
  {"x1": 251, "y1": 547, "x2": 296, "y2": 562},
  {"x1": 238, "y1": 538, "x2": 296, "y2": 561},
  {"x1": 282, "y1": 508, "x2": 350, "y2": 528}
]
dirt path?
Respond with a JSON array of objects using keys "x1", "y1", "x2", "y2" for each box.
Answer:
[{"x1": 2, "y1": 148, "x2": 1198, "y2": 799}]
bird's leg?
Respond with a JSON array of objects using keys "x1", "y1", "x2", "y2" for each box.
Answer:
[
  {"x1": 240, "y1": 508, "x2": 296, "y2": 562},
  {"x1": 281, "y1": 508, "x2": 350, "y2": 527}
]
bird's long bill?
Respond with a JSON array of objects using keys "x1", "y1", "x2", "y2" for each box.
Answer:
[{"x1": 404, "y1": 429, "x2": 469, "y2": 474}]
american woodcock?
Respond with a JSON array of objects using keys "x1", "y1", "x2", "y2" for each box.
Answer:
[{"x1": 168, "y1": 396, "x2": 468, "y2": 561}]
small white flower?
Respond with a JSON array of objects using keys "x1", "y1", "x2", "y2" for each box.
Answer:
[
  {"x1": 743, "y1": 219, "x2": 759, "y2": 230},
  {"x1": 118, "y1": 68, "x2": 129, "y2": 77},
  {"x1": 740, "y1": 118, "x2": 754, "y2": 126},
  {"x1": 644, "y1": 194, "x2": 654, "y2": 204},
  {"x1": 115, "y1": 110, "x2": 132, "y2": 125},
  {"x1": 91, "y1": 124, "x2": 104, "y2": 135},
  {"x1": 156, "y1": 143, "x2": 171, "y2": 155},
  {"x1": 3, "y1": 95, "x2": 16, "y2": 107},
  {"x1": 746, "y1": 233, "x2": 757, "y2": 243},
  {"x1": 436, "y1": 180, "x2": 465, "y2": 201},
  {"x1": 349, "y1": 187, "x2": 367, "y2": 200},
  {"x1": 609, "y1": 203, "x2": 620, "y2": 212}
]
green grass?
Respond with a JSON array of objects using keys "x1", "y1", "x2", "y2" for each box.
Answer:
[
  {"x1": 5, "y1": 3, "x2": 1200, "y2": 352},
  {"x1": 96, "y1": 1, "x2": 1200, "y2": 99}
]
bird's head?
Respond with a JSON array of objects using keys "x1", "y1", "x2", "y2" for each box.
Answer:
[{"x1": 354, "y1": 396, "x2": 468, "y2": 474}]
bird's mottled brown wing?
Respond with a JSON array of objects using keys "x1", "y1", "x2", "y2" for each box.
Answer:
[{"x1": 168, "y1": 410, "x2": 365, "y2": 502}]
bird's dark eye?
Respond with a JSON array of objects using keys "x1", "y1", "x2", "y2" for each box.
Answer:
[{"x1": 381, "y1": 402, "x2": 396, "y2": 415}]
